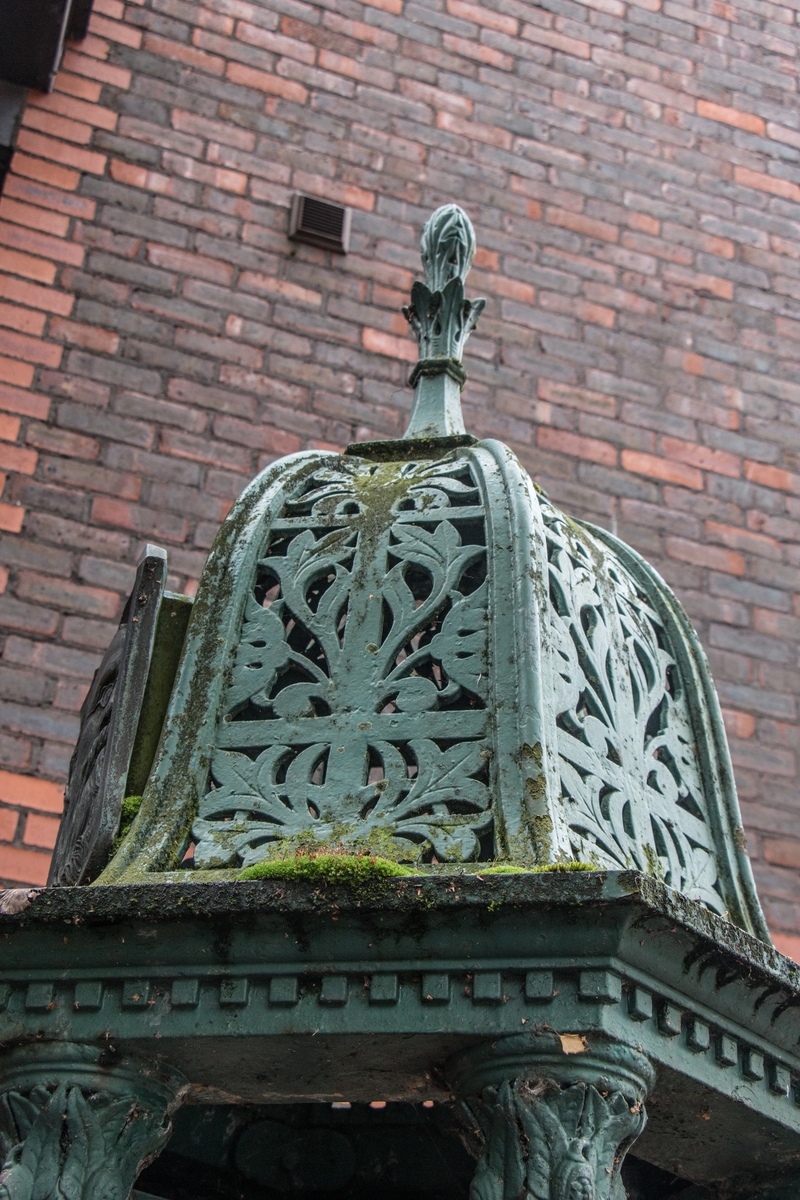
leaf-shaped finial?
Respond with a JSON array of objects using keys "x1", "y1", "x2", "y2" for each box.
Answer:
[
  {"x1": 402, "y1": 205, "x2": 485, "y2": 438},
  {"x1": 420, "y1": 204, "x2": 477, "y2": 292}
]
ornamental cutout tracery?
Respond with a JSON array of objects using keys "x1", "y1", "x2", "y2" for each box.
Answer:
[
  {"x1": 541, "y1": 499, "x2": 725, "y2": 914},
  {"x1": 193, "y1": 454, "x2": 492, "y2": 869}
]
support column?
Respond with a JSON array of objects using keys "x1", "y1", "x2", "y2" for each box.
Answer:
[
  {"x1": 448, "y1": 1033, "x2": 654, "y2": 1200},
  {"x1": 0, "y1": 1043, "x2": 187, "y2": 1200}
]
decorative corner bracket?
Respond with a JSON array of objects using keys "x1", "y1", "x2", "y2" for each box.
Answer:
[
  {"x1": 448, "y1": 1033, "x2": 654, "y2": 1200},
  {"x1": 0, "y1": 1043, "x2": 187, "y2": 1200},
  {"x1": 402, "y1": 204, "x2": 486, "y2": 439}
]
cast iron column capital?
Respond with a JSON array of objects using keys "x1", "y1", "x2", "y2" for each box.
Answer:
[
  {"x1": 0, "y1": 1042, "x2": 187, "y2": 1200},
  {"x1": 448, "y1": 1033, "x2": 654, "y2": 1200}
]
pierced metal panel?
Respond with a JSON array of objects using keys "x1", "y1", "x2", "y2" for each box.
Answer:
[
  {"x1": 49, "y1": 547, "x2": 168, "y2": 886},
  {"x1": 194, "y1": 453, "x2": 493, "y2": 867},
  {"x1": 542, "y1": 498, "x2": 725, "y2": 914},
  {"x1": 95, "y1": 441, "x2": 768, "y2": 937}
]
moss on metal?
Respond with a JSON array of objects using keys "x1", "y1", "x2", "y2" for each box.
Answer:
[
  {"x1": 480, "y1": 861, "x2": 595, "y2": 875},
  {"x1": 113, "y1": 794, "x2": 143, "y2": 851},
  {"x1": 237, "y1": 848, "x2": 416, "y2": 902}
]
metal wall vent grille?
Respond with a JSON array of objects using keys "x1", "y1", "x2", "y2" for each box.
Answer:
[{"x1": 288, "y1": 193, "x2": 351, "y2": 253}]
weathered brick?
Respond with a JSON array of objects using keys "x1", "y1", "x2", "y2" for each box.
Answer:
[
  {"x1": 0, "y1": 442, "x2": 37, "y2": 474},
  {"x1": 22, "y1": 812, "x2": 60, "y2": 849},
  {"x1": 0, "y1": 665, "x2": 52, "y2": 706},
  {"x1": 0, "y1": 844, "x2": 51, "y2": 885},
  {"x1": 166, "y1": 377, "x2": 257, "y2": 419},
  {"x1": 0, "y1": 276, "x2": 73, "y2": 317},
  {"x1": 226, "y1": 61, "x2": 308, "y2": 104},
  {"x1": 57, "y1": 402, "x2": 154, "y2": 448},
  {"x1": 159, "y1": 427, "x2": 253, "y2": 471},
  {"x1": 537, "y1": 426, "x2": 617, "y2": 466},
  {"x1": 621, "y1": 450, "x2": 704, "y2": 490},
  {"x1": 28, "y1": 92, "x2": 117, "y2": 134},
  {"x1": 0, "y1": 382, "x2": 44, "y2": 421},
  {"x1": 15, "y1": 571, "x2": 120, "y2": 619},
  {"x1": 0, "y1": 767, "x2": 63, "y2": 813},
  {"x1": 0, "y1": 502, "x2": 26, "y2": 533},
  {"x1": 0, "y1": 247, "x2": 57, "y2": 286},
  {"x1": 697, "y1": 100, "x2": 765, "y2": 135},
  {"x1": 1, "y1": 535, "x2": 72, "y2": 581},
  {"x1": 21, "y1": 108, "x2": 95, "y2": 149},
  {"x1": 0, "y1": 808, "x2": 19, "y2": 842},
  {"x1": 91, "y1": 496, "x2": 189, "y2": 542},
  {"x1": 23, "y1": 513, "x2": 128, "y2": 558},
  {"x1": 0, "y1": 198, "x2": 70, "y2": 239},
  {"x1": 15, "y1": 130, "x2": 106, "y2": 177},
  {"x1": 735, "y1": 167, "x2": 800, "y2": 204},
  {"x1": 40, "y1": 456, "x2": 140, "y2": 499},
  {"x1": 0, "y1": 302, "x2": 46, "y2": 338}
]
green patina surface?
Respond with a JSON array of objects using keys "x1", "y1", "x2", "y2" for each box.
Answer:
[{"x1": 87, "y1": 203, "x2": 768, "y2": 949}]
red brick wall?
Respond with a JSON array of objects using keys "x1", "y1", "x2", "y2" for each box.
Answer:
[{"x1": 1, "y1": 0, "x2": 799, "y2": 949}]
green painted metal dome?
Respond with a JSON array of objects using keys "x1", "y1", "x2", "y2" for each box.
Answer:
[{"x1": 72, "y1": 206, "x2": 766, "y2": 939}]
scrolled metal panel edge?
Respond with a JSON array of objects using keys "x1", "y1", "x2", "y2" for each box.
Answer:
[
  {"x1": 582, "y1": 520, "x2": 769, "y2": 942},
  {"x1": 48, "y1": 546, "x2": 168, "y2": 887},
  {"x1": 472, "y1": 440, "x2": 570, "y2": 863},
  {"x1": 98, "y1": 451, "x2": 333, "y2": 884}
]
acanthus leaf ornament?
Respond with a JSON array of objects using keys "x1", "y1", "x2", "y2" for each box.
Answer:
[
  {"x1": 404, "y1": 276, "x2": 485, "y2": 371},
  {"x1": 467, "y1": 1078, "x2": 646, "y2": 1200},
  {"x1": 449, "y1": 1035, "x2": 654, "y2": 1200},
  {"x1": 542, "y1": 497, "x2": 726, "y2": 913},
  {"x1": 0, "y1": 1048, "x2": 186, "y2": 1200}
]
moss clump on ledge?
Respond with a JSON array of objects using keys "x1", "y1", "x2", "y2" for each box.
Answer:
[
  {"x1": 237, "y1": 848, "x2": 415, "y2": 890},
  {"x1": 480, "y1": 861, "x2": 596, "y2": 875}
]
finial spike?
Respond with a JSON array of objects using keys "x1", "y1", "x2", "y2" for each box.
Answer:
[{"x1": 402, "y1": 205, "x2": 485, "y2": 440}]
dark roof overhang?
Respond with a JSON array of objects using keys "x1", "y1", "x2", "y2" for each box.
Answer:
[{"x1": 0, "y1": 0, "x2": 94, "y2": 92}]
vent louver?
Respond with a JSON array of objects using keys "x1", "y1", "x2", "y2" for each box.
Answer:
[{"x1": 288, "y1": 193, "x2": 351, "y2": 253}]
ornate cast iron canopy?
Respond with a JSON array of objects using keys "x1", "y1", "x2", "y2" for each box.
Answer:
[{"x1": 2, "y1": 206, "x2": 799, "y2": 1200}]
